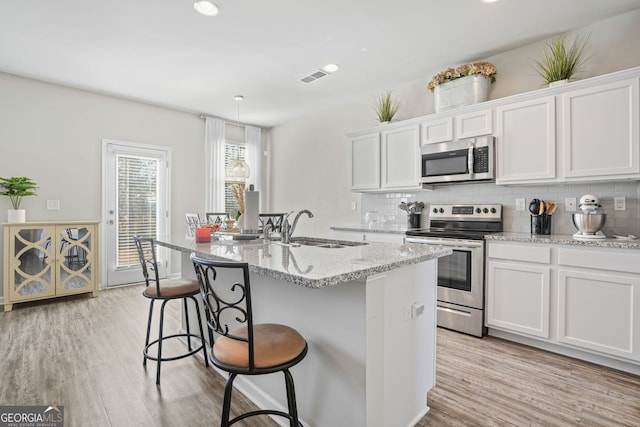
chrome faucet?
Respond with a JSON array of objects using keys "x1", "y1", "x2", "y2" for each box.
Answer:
[{"x1": 281, "y1": 209, "x2": 314, "y2": 244}]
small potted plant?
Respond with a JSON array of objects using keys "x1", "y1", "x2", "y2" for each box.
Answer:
[
  {"x1": 0, "y1": 176, "x2": 38, "y2": 223},
  {"x1": 374, "y1": 91, "x2": 400, "y2": 123},
  {"x1": 533, "y1": 33, "x2": 590, "y2": 86}
]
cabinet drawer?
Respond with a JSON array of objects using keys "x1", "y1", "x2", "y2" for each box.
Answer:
[
  {"x1": 558, "y1": 248, "x2": 640, "y2": 274},
  {"x1": 487, "y1": 243, "x2": 551, "y2": 264}
]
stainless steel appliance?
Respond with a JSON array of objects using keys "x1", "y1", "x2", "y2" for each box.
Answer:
[
  {"x1": 405, "y1": 204, "x2": 502, "y2": 337},
  {"x1": 573, "y1": 194, "x2": 607, "y2": 240},
  {"x1": 420, "y1": 136, "x2": 495, "y2": 185}
]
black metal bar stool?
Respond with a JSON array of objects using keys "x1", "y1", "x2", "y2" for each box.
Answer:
[
  {"x1": 191, "y1": 255, "x2": 308, "y2": 427},
  {"x1": 133, "y1": 236, "x2": 208, "y2": 385}
]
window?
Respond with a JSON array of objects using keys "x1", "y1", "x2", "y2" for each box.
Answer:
[{"x1": 224, "y1": 136, "x2": 246, "y2": 218}]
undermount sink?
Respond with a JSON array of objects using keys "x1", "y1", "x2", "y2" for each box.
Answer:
[{"x1": 291, "y1": 237, "x2": 368, "y2": 248}]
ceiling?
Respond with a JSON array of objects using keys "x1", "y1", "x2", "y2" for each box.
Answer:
[{"x1": 1, "y1": 0, "x2": 640, "y2": 128}]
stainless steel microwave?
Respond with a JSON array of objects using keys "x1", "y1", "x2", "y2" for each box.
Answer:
[{"x1": 420, "y1": 136, "x2": 495, "y2": 185}]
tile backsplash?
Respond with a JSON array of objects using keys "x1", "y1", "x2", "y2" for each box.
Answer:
[{"x1": 361, "y1": 181, "x2": 640, "y2": 237}]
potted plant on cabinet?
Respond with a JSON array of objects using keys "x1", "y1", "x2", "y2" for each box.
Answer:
[
  {"x1": 0, "y1": 176, "x2": 38, "y2": 223},
  {"x1": 533, "y1": 33, "x2": 590, "y2": 87},
  {"x1": 374, "y1": 91, "x2": 400, "y2": 123},
  {"x1": 427, "y1": 62, "x2": 497, "y2": 112}
]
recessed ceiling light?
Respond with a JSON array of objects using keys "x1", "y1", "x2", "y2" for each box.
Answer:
[
  {"x1": 194, "y1": 1, "x2": 219, "y2": 16},
  {"x1": 321, "y1": 63, "x2": 340, "y2": 73},
  {"x1": 481, "y1": 0, "x2": 499, "y2": 3}
]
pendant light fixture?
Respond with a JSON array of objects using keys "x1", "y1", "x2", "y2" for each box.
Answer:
[{"x1": 225, "y1": 95, "x2": 250, "y2": 180}]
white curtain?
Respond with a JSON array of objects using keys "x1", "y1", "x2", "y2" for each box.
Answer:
[
  {"x1": 245, "y1": 125, "x2": 262, "y2": 194},
  {"x1": 204, "y1": 117, "x2": 226, "y2": 212}
]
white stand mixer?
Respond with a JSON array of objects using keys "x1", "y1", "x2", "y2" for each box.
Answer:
[{"x1": 572, "y1": 194, "x2": 607, "y2": 240}]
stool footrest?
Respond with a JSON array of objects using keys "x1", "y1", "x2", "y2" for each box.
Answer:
[
  {"x1": 230, "y1": 409, "x2": 302, "y2": 426},
  {"x1": 144, "y1": 333, "x2": 205, "y2": 362}
]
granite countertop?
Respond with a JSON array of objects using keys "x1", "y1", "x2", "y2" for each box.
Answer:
[
  {"x1": 330, "y1": 225, "x2": 408, "y2": 235},
  {"x1": 486, "y1": 232, "x2": 640, "y2": 250},
  {"x1": 156, "y1": 235, "x2": 451, "y2": 289}
]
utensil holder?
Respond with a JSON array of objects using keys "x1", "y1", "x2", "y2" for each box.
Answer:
[
  {"x1": 407, "y1": 213, "x2": 421, "y2": 229},
  {"x1": 531, "y1": 214, "x2": 551, "y2": 235}
]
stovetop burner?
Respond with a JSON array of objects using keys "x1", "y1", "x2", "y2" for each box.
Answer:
[{"x1": 406, "y1": 204, "x2": 503, "y2": 240}]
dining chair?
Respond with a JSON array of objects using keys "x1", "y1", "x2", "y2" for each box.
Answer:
[
  {"x1": 185, "y1": 213, "x2": 201, "y2": 236},
  {"x1": 205, "y1": 212, "x2": 230, "y2": 225},
  {"x1": 134, "y1": 236, "x2": 208, "y2": 385},
  {"x1": 191, "y1": 255, "x2": 308, "y2": 426}
]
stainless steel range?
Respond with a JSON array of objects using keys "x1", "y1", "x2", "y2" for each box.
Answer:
[{"x1": 405, "y1": 204, "x2": 502, "y2": 337}]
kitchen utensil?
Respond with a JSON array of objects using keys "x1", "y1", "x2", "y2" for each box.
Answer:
[
  {"x1": 529, "y1": 199, "x2": 540, "y2": 215},
  {"x1": 538, "y1": 200, "x2": 545, "y2": 215},
  {"x1": 546, "y1": 202, "x2": 558, "y2": 215}
]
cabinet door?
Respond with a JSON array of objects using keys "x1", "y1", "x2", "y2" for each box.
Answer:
[
  {"x1": 7, "y1": 225, "x2": 56, "y2": 302},
  {"x1": 455, "y1": 109, "x2": 492, "y2": 139},
  {"x1": 562, "y1": 78, "x2": 640, "y2": 180},
  {"x1": 351, "y1": 133, "x2": 380, "y2": 191},
  {"x1": 557, "y1": 269, "x2": 640, "y2": 361},
  {"x1": 381, "y1": 125, "x2": 420, "y2": 189},
  {"x1": 421, "y1": 117, "x2": 453, "y2": 145},
  {"x1": 56, "y1": 225, "x2": 96, "y2": 296},
  {"x1": 486, "y1": 261, "x2": 551, "y2": 338},
  {"x1": 495, "y1": 96, "x2": 557, "y2": 184}
]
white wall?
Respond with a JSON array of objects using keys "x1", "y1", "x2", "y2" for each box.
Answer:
[
  {"x1": 0, "y1": 74, "x2": 206, "y2": 291},
  {"x1": 267, "y1": 9, "x2": 640, "y2": 237}
]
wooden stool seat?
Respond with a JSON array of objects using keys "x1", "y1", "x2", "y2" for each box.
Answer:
[
  {"x1": 214, "y1": 323, "x2": 307, "y2": 369},
  {"x1": 142, "y1": 278, "x2": 199, "y2": 299}
]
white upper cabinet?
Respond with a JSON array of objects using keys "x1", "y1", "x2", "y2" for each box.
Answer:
[
  {"x1": 421, "y1": 109, "x2": 492, "y2": 145},
  {"x1": 349, "y1": 124, "x2": 421, "y2": 192},
  {"x1": 561, "y1": 78, "x2": 640, "y2": 181},
  {"x1": 496, "y1": 96, "x2": 557, "y2": 184},
  {"x1": 350, "y1": 133, "x2": 380, "y2": 191},
  {"x1": 381, "y1": 124, "x2": 421, "y2": 190}
]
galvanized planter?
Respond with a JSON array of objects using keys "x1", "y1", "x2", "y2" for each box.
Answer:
[{"x1": 433, "y1": 74, "x2": 491, "y2": 112}]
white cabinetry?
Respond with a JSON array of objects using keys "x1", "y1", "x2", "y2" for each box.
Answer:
[
  {"x1": 495, "y1": 71, "x2": 640, "y2": 185},
  {"x1": 381, "y1": 125, "x2": 420, "y2": 189},
  {"x1": 486, "y1": 239, "x2": 640, "y2": 370},
  {"x1": 421, "y1": 108, "x2": 492, "y2": 145},
  {"x1": 486, "y1": 242, "x2": 551, "y2": 338},
  {"x1": 350, "y1": 133, "x2": 380, "y2": 191},
  {"x1": 557, "y1": 247, "x2": 640, "y2": 361},
  {"x1": 349, "y1": 124, "x2": 420, "y2": 192},
  {"x1": 562, "y1": 78, "x2": 640, "y2": 180},
  {"x1": 495, "y1": 96, "x2": 556, "y2": 184}
]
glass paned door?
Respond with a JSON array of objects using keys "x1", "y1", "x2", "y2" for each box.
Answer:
[
  {"x1": 103, "y1": 140, "x2": 169, "y2": 286},
  {"x1": 9, "y1": 226, "x2": 54, "y2": 300},
  {"x1": 57, "y1": 226, "x2": 94, "y2": 294}
]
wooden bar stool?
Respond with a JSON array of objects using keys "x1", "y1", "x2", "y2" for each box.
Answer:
[
  {"x1": 133, "y1": 236, "x2": 208, "y2": 385},
  {"x1": 191, "y1": 255, "x2": 308, "y2": 427}
]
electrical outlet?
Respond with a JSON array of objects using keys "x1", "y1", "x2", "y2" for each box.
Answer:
[
  {"x1": 46, "y1": 200, "x2": 60, "y2": 210},
  {"x1": 515, "y1": 198, "x2": 525, "y2": 211},
  {"x1": 614, "y1": 196, "x2": 626, "y2": 211},
  {"x1": 350, "y1": 201, "x2": 357, "y2": 211},
  {"x1": 565, "y1": 197, "x2": 576, "y2": 212}
]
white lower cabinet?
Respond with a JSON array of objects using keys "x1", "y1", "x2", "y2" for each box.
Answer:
[
  {"x1": 486, "y1": 240, "x2": 640, "y2": 366},
  {"x1": 557, "y1": 248, "x2": 640, "y2": 362},
  {"x1": 486, "y1": 243, "x2": 551, "y2": 338}
]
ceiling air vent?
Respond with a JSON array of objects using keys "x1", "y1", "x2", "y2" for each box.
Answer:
[{"x1": 300, "y1": 69, "x2": 329, "y2": 83}]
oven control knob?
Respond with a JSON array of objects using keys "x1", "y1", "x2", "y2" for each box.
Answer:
[
  {"x1": 433, "y1": 208, "x2": 438, "y2": 214},
  {"x1": 483, "y1": 208, "x2": 489, "y2": 213},
  {"x1": 439, "y1": 208, "x2": 444, "y2": 213},
  {"x1": 490, "y1": 207, "x2": 497, "y2": 214},
  {"x1": 475, "y1": 207, "x2": 481, "y2": 214}
]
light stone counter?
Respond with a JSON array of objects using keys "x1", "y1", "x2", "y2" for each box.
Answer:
[
  {"x1": 156, "y1": 234, "x2": 451, "y2": 427},
  {"x1": 157, "y1": 234, "x2": 450, "y2": 288},
  {"x1": 486, "y1": 232, "x2": 640, "y2": 250}
]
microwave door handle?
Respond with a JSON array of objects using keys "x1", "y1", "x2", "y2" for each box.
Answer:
[{"x1": 467, "y1": 142, "x2": 475, "y2": 178}]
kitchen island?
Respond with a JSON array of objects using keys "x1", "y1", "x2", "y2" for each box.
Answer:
[{"x1": 156, "y1": 234, "x2": 450, "y2": 427}]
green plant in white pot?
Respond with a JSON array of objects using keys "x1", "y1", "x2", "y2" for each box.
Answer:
[
  {"x1": 533, "y1": 33, "x2": 590, "y2": 86},
  {"x1": 0, "y1": 176, "x2": 38, "y2": 223},
  {"x1": 374, "y1": 91, "x2": 400, "y2": 123}
]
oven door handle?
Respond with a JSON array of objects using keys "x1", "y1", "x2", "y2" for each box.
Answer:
[{"x1": 405, "y1": 237, "x2": 483, "y2": 249}]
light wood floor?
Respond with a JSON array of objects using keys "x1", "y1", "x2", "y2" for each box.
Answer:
[{"x1": 1, "y1": 285, "x2": 639, "y2": 427}]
